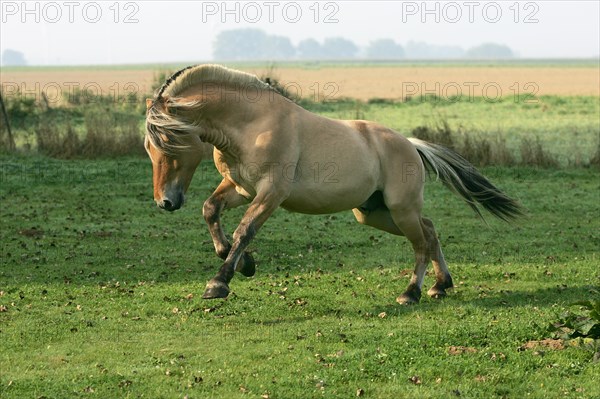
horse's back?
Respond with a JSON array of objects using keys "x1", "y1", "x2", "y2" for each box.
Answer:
[{"x1": 279, "y1": 110, "x2": 423, "y2": 214}]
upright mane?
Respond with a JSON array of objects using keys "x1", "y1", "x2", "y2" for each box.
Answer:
[
  {"x1": 147, "y1": 65, "x2": 273, "y2": 155},
  {"x1": 155, "y1": 64, "x2": 270, "y2": 100}
]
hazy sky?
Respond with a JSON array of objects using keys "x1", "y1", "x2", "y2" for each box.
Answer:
[{"x1": 1, "y1": 0, "x2": 599, "y2": 65}]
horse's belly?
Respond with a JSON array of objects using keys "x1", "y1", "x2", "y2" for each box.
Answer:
[
  {"x1": 281, "y1": 183, "x2": 375, "y2": 215},
  {"x1": 280, "y1": 197, "x2": 359, "y2": 214},
  {"x1": 279, "y1": 151, "x2": 380, "y2": 214}
]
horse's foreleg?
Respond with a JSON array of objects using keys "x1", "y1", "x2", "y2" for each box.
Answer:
[
  {"x1": 202, "y1": 178, "x2": 255, "y2": 277},
  {"x1": 203, "y1": 186, "x2": 283, "y2": 299}
]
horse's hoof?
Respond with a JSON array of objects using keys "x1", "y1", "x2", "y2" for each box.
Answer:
[
  {"x1": 396, "y1": 294, "x2": 420, "y2": 305},
  {"x1": 202, "y1": 279, "x2": 230, "y2": 299},
  {"x1": 236, "y1": 252, "x2": 256, "y2": 277},
  {"x1": 396, "y1": 285, "x2": 421, "y2": 305},
  {"x1": 427, "y1": 286, "x2": 448, "y2": 299},
  {"x1": 428, "y1": 280, "x2": 453, "y2": 299}
]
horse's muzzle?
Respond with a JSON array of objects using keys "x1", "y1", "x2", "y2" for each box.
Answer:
[{"x1": 157, "y1": 194, "x2": 184, "y2": 212}]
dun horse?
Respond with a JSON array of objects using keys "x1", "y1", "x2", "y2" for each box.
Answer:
[{"x1": 145, "y1": 65, "x2": 522, "y2": 304}]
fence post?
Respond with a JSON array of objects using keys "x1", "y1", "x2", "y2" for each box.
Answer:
[{"x1": 0, "y1": 91, "x2": 15, "y2": 151}]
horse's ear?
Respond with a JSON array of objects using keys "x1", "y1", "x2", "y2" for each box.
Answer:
[{"x1": 146, "y1": 98, "x2": 154, "y2": 110}]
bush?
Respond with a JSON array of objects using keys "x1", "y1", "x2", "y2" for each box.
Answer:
[
  {"x1": 35, "y1": 109, "x2": 144, "y2": 159},
  {"x1": 589, "y1": 142, "x2": 600, "y2": 168},
  {"x1": 520, "y1": 137, "x2": 559, "y2": 168},
  {"x1": 411, "y1": 121, "x2": 456, "y2": 150},
  {"x1": 35, "y1": 118, "x2": 74, "y2": 158},
  {"x1": 410, "y1": 122, "x2": 562, "y2": 168}
]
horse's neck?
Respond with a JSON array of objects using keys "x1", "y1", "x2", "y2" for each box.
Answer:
[
  {"x1": 200, "y1": 119, "x2": 236, "y2": 156},
  {"x1": 198, "y1": 86, "x2": 273, "y2": 158}
]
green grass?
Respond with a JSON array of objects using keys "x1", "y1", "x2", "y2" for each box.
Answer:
[
  {"x1": 1, "y1": 156, "x2": 598, "y2": 398},
  {"x1": 3, "y1": 94, "x2": 599, "y2": 165},
  {"x1": 312, "y1": 96, "x2": 600, "y2": 165}
]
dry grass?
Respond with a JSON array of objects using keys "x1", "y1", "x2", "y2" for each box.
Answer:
[
  {"x1": 266, "y1": 66, "x2": 600, "y2": 101},
  {"x1": 2, "y1": 65, "x2": 598, "y2": 102},
  {"x1": 410, "y1": 122, "x2": 564, "y2": 168},
  {"x1": 36, "y1": 111, "x2": 144, "y2": 159},
  {"x1": 589, "y1": 142, "x2": 600, "y2": 167},
  {"x1": 519, "y1": 138, "x2": 560, "y2": 168}
]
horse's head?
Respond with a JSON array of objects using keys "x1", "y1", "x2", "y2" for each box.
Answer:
[
  {"x1": 145, "y1": 98, "x2": 208, "y2": 212},
  {"x1": 144, "y1": 135, "x2": 201, "y2": 212}
]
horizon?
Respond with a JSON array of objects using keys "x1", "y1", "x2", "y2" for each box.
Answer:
[{"x1": 2, "y1": 57, "x2": 600, "y2": 69}]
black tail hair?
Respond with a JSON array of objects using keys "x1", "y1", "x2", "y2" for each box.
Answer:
[{"x1": 409, "y1": 138, "x2": 524, "y2": 222}]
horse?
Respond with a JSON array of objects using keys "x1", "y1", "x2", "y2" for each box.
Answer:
[{"x1": 144, "y1": 64, "x2": 523, "y2": 304}]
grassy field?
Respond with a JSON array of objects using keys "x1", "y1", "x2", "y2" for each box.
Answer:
[
  {"x1": 1, "y1": 62, "x2": 599, "y2": 397},
  {"x1": 2, "y1": 94, "x2": 599, "y2": 165},
  {"x1": 1, "y1": 156, "x2": 598, "y2": 398},
  {"x1": 313, "y1": 96, "x2": 600, "y2": 165}
]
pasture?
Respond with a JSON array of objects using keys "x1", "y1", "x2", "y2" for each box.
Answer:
[
  {"x1": 1, "y1": 62, "x2": 599, "y2": 397},
  {"x1": 1, "y1": 156, "x2": 598, "y2": 398}
]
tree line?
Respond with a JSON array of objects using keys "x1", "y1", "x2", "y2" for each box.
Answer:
[
  {"x1": 213, "y1": 28, "x2": 514, "y2": 61},
  {"x1": 0, "y1": 30, "x2": 514, "y2": 66}
]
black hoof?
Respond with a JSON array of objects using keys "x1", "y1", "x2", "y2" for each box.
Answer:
[
  {"x1": 396, "y1": 285, "x2": 421, "y2": 305},
  {"x1": 236, "y1": 252, "x2": 256, "y2": 277},
  {"x1": 396, "y1": 294, "x2": 420, "y2": 305},
  {"x1": 427, "y1": 288, "x2": 447, "y2": 299},
  {"x1": 202, "y1": 279, "x2": 230, "y2": 299},
  {"x1": 428, "y1": 279, "x2": 453, "y2": 299}
]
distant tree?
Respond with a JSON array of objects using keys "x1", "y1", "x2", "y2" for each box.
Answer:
[
  {"x1": 213, "y1": 29, "x2": 267, "y2": 60},
  {"x1": 366, "y1": 39, "x2": 405, "y2": 59},
  {"x1": 465, "y1": 43, "x2": 514, "y2": 59},
  {"x1": 297, "y1": 38, "x2": 324, "y2": 59},
  {"x1": 1, "y1": 49, "x2": 26, "y2": 66},
  {"x1": 213, "y1": 29, "x2": 295, "y2": 60},
  {"x1": 264, "y1": 35, "x2": 295, "y2": 59},
  {"x1": 404, "y1": 41, "x2": 464, "y2": 59},
  {"x1": 321, "y1": 37, "x2": 358, "y2": 59}
]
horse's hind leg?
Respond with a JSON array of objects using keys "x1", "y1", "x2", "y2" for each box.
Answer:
[
  {"x1": 388, "y1": 210, "x2": 431, "y2": 304},
  {"x1": 352, "y1": 207, "x2": 404, "y2": 236},
  {"x1": 203, "y1": 178, "x2": 255, "y2": 277},
  {"x1": 353, "y1": 207, "x2": 428, "y2": 304},
  {"x1": 421, "y1": 218, "x2": 453, "y2": 298}
]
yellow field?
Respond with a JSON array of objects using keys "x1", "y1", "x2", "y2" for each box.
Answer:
[
  {"x1": 261, "y1": 66, "x2": 600, "y2": 100},
  {"x1": 1, "y1": 65, "x2": 598, "y2": 102}
]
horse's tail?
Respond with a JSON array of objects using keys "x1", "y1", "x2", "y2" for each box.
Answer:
[{"x1": 408, "y1": 138, "x2": 523, "y2": 222}]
